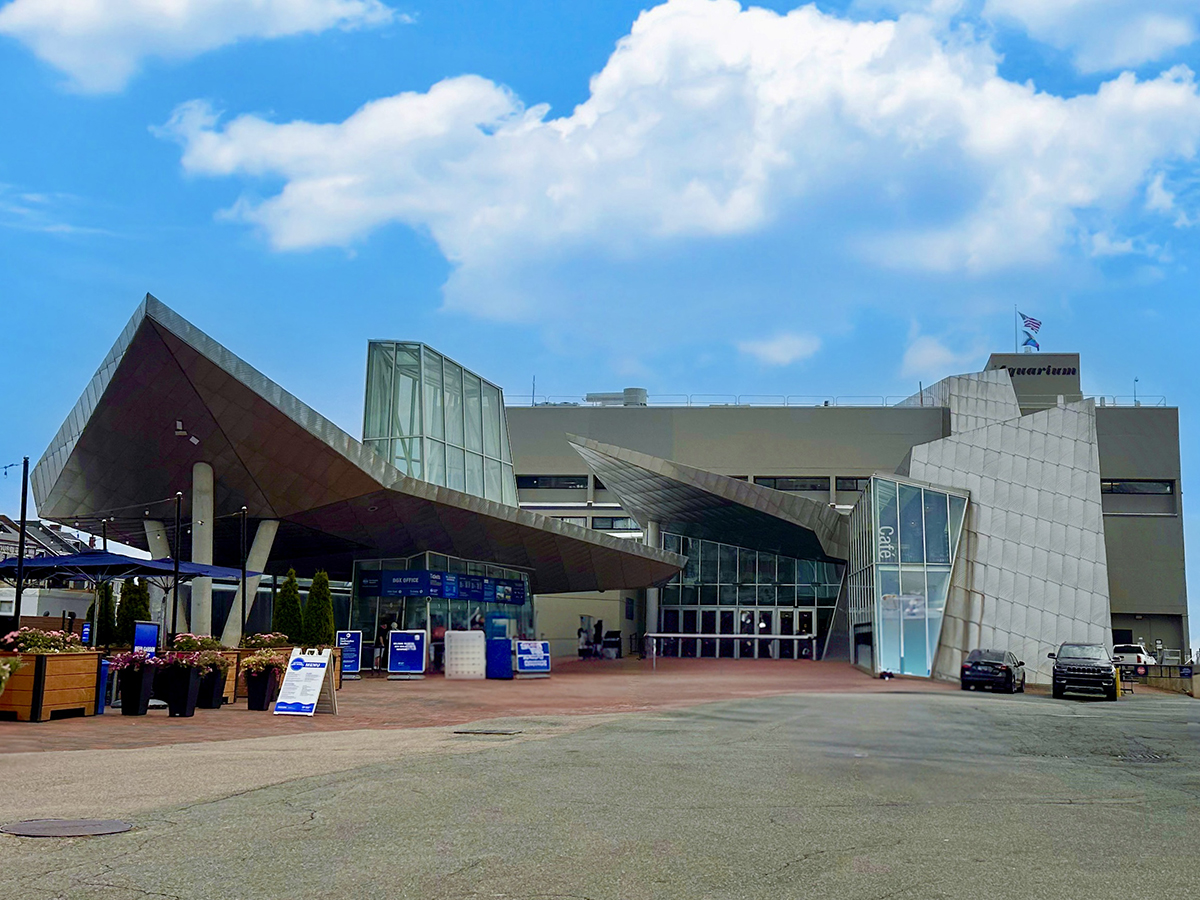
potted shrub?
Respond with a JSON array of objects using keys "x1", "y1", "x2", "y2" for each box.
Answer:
[
  {"x1": 240, "y1": 632, "x2": 291, "y2": 650},
  {"x1": 110, "y1": 650, "x2": 158, "y2": 716},
  {"x1": 1, "y1": 627, "x2": 100, "y2": 722},
  {"x1": 0, "y1": 656, "x2": 23, "y2": 698},
  {"x1": 156, "y1": 651, "x2": 205, "y2": 717},
  {"x1": 242, "y1": 650, "x2": 288, "y2": 711},
  {"x1": 195, "y1": 649, "x2": 231, "y2": 709}
]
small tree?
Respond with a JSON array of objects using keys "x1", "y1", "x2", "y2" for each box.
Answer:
[
  {"x1": 301, "y1": 570, "x2": 335, "y2": 647},
  {"x1": 272, "y1": 569, "x2": 303, "y2": 644},
  {"x1": 115, "y1": 578, "x2": 150, "y2": 646},
  {"x1": 95, "y1": 582, "x2": 117, "y2": 647}
]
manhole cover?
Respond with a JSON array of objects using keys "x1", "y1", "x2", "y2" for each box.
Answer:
[{"x1": 1, "y1": 819, "x2": 133, "y2": 837}]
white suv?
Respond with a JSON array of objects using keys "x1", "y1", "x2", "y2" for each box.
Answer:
[{"x1": 1113, "y1": 643, "x2": 1157, "y2": 666}]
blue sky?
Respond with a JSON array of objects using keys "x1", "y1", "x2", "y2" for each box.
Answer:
[{"x1": 2, "y1": 0, "x2": 1200, "y2": 639}]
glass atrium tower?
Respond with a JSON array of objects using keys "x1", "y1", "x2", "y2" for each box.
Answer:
[
  {"x1": 363, "y1": 342, "x2": 518, "y2": 505},
  {"x1": 847, "y1": 476, "x2": 968, "y2": 677}
]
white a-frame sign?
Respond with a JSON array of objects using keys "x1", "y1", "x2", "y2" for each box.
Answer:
[{"x1": 273, "y1": 648, "x2": 338, "y2": 716}]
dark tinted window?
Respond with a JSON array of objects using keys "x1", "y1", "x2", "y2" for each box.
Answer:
[
  {"x1": 1058, "y1": 644, "x2": 1108, "y2": 660},
  {"x1": 967, "y1": 649, "x2": 1006, "y2": 662},
  {"x1": 591, "y1": 516, "x2": 638, "y2": 531},
  {"x1": 516, "y1": 475, "x2": 589, "y2": 490},
  {"x1": 836, "y1": 476, "x2": 870, "y2": 492},
  {"x1": 755, "y1": 476, "x2": 829, "y2": 492},
  {"x1": 1101, "y1": 480, "x2": 1174, "y2": 494}
]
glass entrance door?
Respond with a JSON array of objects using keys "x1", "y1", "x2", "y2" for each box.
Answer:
[
  {"x1": 778, "y1": 609, "x2": 795, "y2": 659},
  {"x1": 757, "y1": 609, "x2": 775, "y2": 659},
  {"x1": 700, "y1": 609, "x2": 717, "y2": 657}
]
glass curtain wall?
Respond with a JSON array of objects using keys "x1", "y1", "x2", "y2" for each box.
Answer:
[
  {"x1": 363, "y1": 342, "x2": 517, "y2": 505},
  {"x1": 847, "y1": 476, "x2": 967, "y2": 677},
  {"x1": 349, "y1": 555, "x2": 535, "y2": 663},
  {"x1": 658, "y1": 533, "x2": 844, "y2": 660}
]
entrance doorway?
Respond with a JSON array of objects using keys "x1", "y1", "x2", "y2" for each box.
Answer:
[{"x1": 660, "y1": 606, "x2": 820, "y2": 659}]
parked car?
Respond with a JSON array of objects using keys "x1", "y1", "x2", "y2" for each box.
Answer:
[
  {"x1": 1113, "y1": 643, "x2": 1156, "y2": 666},
  {"x1": 960, "y1": 649, "x2": 1026, "y2": 693},
  {"x1": 1048, "y1": 643, "x2": 1118, "y2": 701}
]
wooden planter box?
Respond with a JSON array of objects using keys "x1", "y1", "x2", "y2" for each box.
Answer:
[
  {"x1": 0, "y1": 652, "x2": 102, "y2": 722},
  {"x1": 232, "y1": 647, "x2": 341, "y2": 699}
]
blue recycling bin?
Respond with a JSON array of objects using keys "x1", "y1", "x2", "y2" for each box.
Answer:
[
  {"x1": 486, "y1": 638, "x2": 513, "y2": 679},
  {"x1": 96, "y1": 659, "x2": 110, "y2": 714}
]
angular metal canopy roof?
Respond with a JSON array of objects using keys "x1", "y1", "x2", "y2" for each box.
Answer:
[
  {"x1": 569, "y1": 435, "x2": 849, "y2": 561},
  {"x1": 31, "y1": 295, "x2": 683, "y2": 592}
]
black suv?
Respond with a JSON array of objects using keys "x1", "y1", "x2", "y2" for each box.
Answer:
[{"x1": 1048, "y1": 643, "x2": 1118, "y2": 701}]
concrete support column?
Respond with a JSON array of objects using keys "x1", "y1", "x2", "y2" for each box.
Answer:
[
  {"x1": 191, "y1": 462, "x2": 214, "y2": 636},
  {"x1": 644, "y1": 520, "x2": 661, "y2": 646},
  {"x1": 219, "y1": 519, "x2": 280, "y2": 648},
  {"x1": 143, "y1": 520, "x2": 174, "y2": 632}
]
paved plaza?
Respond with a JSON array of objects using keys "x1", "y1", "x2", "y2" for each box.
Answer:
[{"x1": 2, "y1": 662, "x2": 1197, "y2": 899}]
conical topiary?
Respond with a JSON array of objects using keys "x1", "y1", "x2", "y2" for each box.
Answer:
[
  {"x1": 115, "y1": 578, "x2": 149, "y2": 646},
  {"x1": 272, "y1": 569, "x2": 303, "y2": 643},
  {"x1": 301, "y1": 570, "x2": 335, "y2": 648},
  {"x1": 95, "y1": 585, "x2": 117, "y2": 648}
]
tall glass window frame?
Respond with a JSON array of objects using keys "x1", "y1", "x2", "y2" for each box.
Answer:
[{"x1": 362, "y1": 341, "x2": 517, "y2": 504}]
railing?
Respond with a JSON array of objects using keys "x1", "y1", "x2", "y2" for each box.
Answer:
[
  {"x1": 522, "y1": 395, "x2": 915, "y2": 409},
  {"x1": 514, "y1": 392, "x2": 1168, "y2": 410},
  {"x1": 644, "y1": 632, "x2": 817, "y2": 669}
]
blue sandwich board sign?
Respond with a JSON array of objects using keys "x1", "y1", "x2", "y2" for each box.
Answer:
[
  {"x1": 133, "y1": 620, "x2": 159, "y2": 656},
  {"x1": 515, "y1": 640, "x2": 551, "y2": 675},
  {"x1": 336, "y1": 631, "x2": 362, "y2": 674},
  {"x1": 80, "y1": 622, "x2": 92, "y2": 645},
  {"x1": 388, "y1": 630, "x2": 427, "y2": 675}
]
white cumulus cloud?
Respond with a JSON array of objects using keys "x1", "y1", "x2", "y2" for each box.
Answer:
[
  {"x1": 901, "y1": 335, "x2": 974, "y2": 378},
  {"x1": 0, "y1": 0, "x2": 397, "y2": 92},
  {"x1": 160, "y1": 0, "x2": 1200, "y2": 324},
  {"x1": 737, "y1": 333, "x2": 822, "y2": 366},
  {"x1": 983, "y1": 0, "x2": 1200, "y2": 72}
]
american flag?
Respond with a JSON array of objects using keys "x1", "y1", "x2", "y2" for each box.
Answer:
[{"x1": 1018, "y1": 311, "x2": 1041, "y2": 333}]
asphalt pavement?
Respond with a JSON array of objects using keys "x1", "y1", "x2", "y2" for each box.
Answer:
[{"x1": 3, "y1": 687, "x2": 1198, "y2": 899}]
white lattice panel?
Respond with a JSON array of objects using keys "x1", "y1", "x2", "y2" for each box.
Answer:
[{"x1": 444, "y1": 630, "x2": 486, "y2": 679}]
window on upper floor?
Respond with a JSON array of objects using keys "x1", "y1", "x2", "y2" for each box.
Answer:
[
  {"x1": 591, "y1": 516, "x2": 639, "y2": 531},
  {"x1": 836, "y1": 477, "x2": 870, "y2": 492},
  {"x1": 754, "y1": 476, "x2": 830, "y2": 492},
  {"x1": 1100, "y1": 480, "x2": 1174, "y2": 494},
  {"x1": 516, "y1": 475, "x2": 590, "y2": 490}
]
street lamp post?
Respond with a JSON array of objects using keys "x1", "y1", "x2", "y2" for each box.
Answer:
[
  {"x1": 239, "y1": 506, "x2": 248, "y2": 637},
  {"x1": 171, "y1": 492, "x2": 182, "y2": 637},
  {"x1": 7, "y1": 457, "x2": 29, "y2": 634}
]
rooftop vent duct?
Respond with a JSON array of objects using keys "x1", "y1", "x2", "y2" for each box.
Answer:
[{"x1": 586, "y1": 388, "x2": 648, "y2": 407}]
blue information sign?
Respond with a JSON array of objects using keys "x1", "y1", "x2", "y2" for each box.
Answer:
[
  {"x1": 388, "y1": 630, "x2": 427, "y2": 674},
  {"x1": 357, "y1": 569, "x2": 526, "y2": 605},
  {"x1": 1180, "y1": 666, "x2": 1192, "y2": 679},
  {"x1": 80, "y1": 622, "x2": 92, "y2": 645},
  {"x1": 133, "y1": 620, "x2": 159, "y2": 657},
  {"x1": 336, "y1": 631, "x2": 362, "y2": 674},
  {"x1": 515, "y1": 641, "x2": 551, "y2": 674}
]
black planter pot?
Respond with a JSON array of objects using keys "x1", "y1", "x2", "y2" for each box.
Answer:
[
  {"x1": 162, "y1": 667, "x2": 202, "y2": 717},
  {"x1": 197, "y1": 670, "x2": 225, "y2": 709},
  {"x1": 245, "y1": 669, "x2": 280, "y2": 711},
  {"x1": 119, "y1": 666, "x2": 155, "y2": 716}
]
